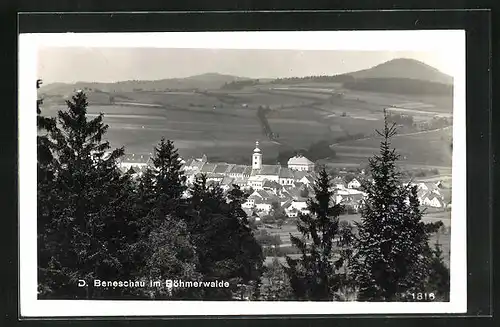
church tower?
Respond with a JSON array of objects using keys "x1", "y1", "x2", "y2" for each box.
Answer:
[{"x1": 252, "y1": 140, "x2": 262, "y2": 170}]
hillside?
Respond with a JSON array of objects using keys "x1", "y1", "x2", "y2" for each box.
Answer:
[
  {"x1": 40, "y1": 73, "x2": 249, "y2": 95},
  {"x1": 266, "y1": 58, "x2": 454, "y2": 96},
  {"x1": 184, "y1": 72, "x2": 249, "y2": 83},
  {"x1": 346, "y1": 58, "x2": 453, "y2": 85}
]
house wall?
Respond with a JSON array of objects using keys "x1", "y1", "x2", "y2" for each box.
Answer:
[
  {"x1": 289, "y1": 164, "x2": 314, "y2": 172},
  {"x1": 279, "y1": 178, "x2": 294, "y2": 185}
]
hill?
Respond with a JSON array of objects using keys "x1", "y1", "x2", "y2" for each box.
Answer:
[
  {"x1": 267, "y1": 58, "x2": 454, "y2": 96},
  {"x1": 40, "y1": 73, "x2": 249, "y2": 95},
  {"x1": 184, "y1": 72, "x2": 249, "y2": 83},
  {"x1": 346, "y1": 58, "x2": 453, "y2": 85}
]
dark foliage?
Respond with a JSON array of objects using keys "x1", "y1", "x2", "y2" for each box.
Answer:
[
  {"x1": 284, "y1": 168, "x2": 345, "y2": 300},
  {"x1": 184, "y1": 175, "x2": 264, "y2": 299},
  {"x1": 343, "y1": 78, "x2": 453, "y2": 96},
  {"x1": 37, "y1": 91, "x2": 138, "y2": 299},
  {"x1": 349, "y1": 110, "x2": 447, "y2": 301}
]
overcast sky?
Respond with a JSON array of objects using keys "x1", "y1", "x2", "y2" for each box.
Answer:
[{"x1": 38, "y1": 47, "x2": 456, "y2": 84}]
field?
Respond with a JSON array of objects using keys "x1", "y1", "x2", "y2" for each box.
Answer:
[
  {"x1": 40, "y1": 82, "x2": 453, "y2": 167},
  {"x1": 330, "y1": 126, "x2": 453, "y2": 168},
  {"x1": 262, "y1": 210, "x2": 452, "y2": 268}
]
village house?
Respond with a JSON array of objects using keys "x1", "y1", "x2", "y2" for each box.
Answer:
[
  {"x1": 254, "y1": 198, "x2": 273, "y2": 214},
  {"x1": 299, "y1": 175, "x2": 315, "y2": 186},
  {"x1": 421, "y1": 192, "x2": 446, "y2": 208},
  {"x1": 347, "y1": 178, "x2": 361, "y2": 189},
  {"x1": 332, "y1": 176, "x2": 346, "y2": 190},
  {"x1": 262, "y1": 180, "x2": 283, "y2": 195},
  {"x1": 278, "y1": 167, "x2": 295, "y2": 186},
  {"x1": 287, "y1": 154, "x2": 315, "y2": 172},
  {"x1": 179, "y1": 141, "x2": 319, "y2": 211},
  {"x1": 281, "y1": 198, "x2": 309, "y2": 218},
  {"x1": 333, "y1": 188, "x2": 366, "y2": 205},
  {"x1": 341, "y1": 193, "x2": 365, "y2": 212}
]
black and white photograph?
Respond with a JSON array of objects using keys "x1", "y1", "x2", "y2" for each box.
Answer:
[{"x1": 19, "y1": 31, "x2": 466, "y2": 316}]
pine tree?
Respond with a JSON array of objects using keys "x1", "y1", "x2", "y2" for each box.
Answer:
[
  {"x1": 132, "y1": 139, "x2": 199, "y2": 299},
  {"x1": 284, "y1": 168, "x2": 344, "y2": 301},
  {"x1": 186, "y1": 176, "x2": 263, "y2": 299},
  {"x1": 152, "y1": 137, "x2": 187, "y2": 199},
  {"x1": 37, "y1": 91, "x2": 138, "y2": 299},
  {"x1": 262, "y1": 257, "x2": 292, "y2": 300},
  {"x1": 425, "y1": 241, "x2": 450, "y2": 301},
  {"x1": 349, "y1": 110, "x2": 434, "y2": 301}
]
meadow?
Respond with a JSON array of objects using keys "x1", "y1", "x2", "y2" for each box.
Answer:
[
  {"x1": 261, "y1": 210, "x2": 452, "y2": 267},
  {"x1": 41, "y1": 83, "x2": 453, "y2": 167}
]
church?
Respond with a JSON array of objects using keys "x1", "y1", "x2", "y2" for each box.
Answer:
[{"x1": 181, "y1": 140, "x2": 315, "y2": 190}]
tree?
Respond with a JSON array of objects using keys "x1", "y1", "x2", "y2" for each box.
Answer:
[
  {"x1": 185, "y1": 175, "x2": 264, "y2": 299},
  {"x1": 284, "y1": 168, "x2": 345, "y2": 300},
  {"x1": 151, "y1": 138, "x2": 187, "y2": 200},
  {"x1": 271, "y1": 201, "x2": 287, "y2": 224},
  {"x1": 37, "y1": 91, "x2": 138, "y2": 299},
  {"x1": 334, "y1": 221, "x2": 358, "y2": 300},
  {"x1": 425, "y1": 242, "x2": 450, "y2": 301},
  {"x1": 262, "y1": 257, "x2": 292, "y2": 300},
  {"x1": 349, "y1": 110, "x2": 436, "y2": 301},
  {"x1": 131, "y1": 140, "x2": 199, "y2": 299}
]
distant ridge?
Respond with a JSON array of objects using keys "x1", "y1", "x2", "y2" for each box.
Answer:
[
  {"x1": 346, "y1": 58, "x2": 453, "y2": 85},
  {"x1": 40, "y1": 73, "x2": 250, "y2": 95},
  {"x1": 184, "y1": 72, "x2": 250, "y2": 82},
  {"x1": 40, "y1": 58, "x2": 453, "y2": 96}
]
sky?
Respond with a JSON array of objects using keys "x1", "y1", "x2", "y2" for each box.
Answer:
[{"x1": 38, "y1": 47, "x2": 457, "y2": 84}]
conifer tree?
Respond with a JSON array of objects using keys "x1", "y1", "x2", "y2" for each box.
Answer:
[
  {"x1": 37, "y1": 91, "x2": 138, "y2": 299},
  {"x1": 425, "y1": 241, "x2": 450, "y2": 301},
  {"x1": 186, "y1": 176, "x2": 263, "y2": 299},
  {"x1": 284, "y1": 168, "x2": 344, "y2": 300},
  {"x1": 132, "y1": 139, "x2": 199, "y2": 298},
  {"x1": 349, "y1": 110, "x2": 435, "y2": 301},
  {"x1": 262, "y1": 257, "x2": 292, "y2": 300},
  {"x1": 152, "y1": 137, "x2": 187, "y2": 199}
]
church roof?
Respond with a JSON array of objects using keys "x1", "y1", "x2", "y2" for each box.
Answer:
[
  {"x1": 229, "y1": 165, "x2": 246, "y2": 174},
  {"x1": 288, "y1": 155, "x2": 314, "y2": 165},
  {"x1": 243, "y1": 166, "x2": 253, "y2": 175},
  {"x1": 253, "y1": 141, "x2": 261, "y2": 153},
  {"x1": 279, "y1": 167, "x2": 295, "y2": 179},
  {"x1": 213, "y1": 163, "x2": 230, "y2": 174},
  {"x1": 252, "y1": 164, "x2": 281, "y2": 176}
]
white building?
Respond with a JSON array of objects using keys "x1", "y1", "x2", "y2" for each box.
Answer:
[
  {"x1": 287, "y1": 155, "x2": 315, "y2": 172},
  {"x1": 348, "y1": 178, "x2": 361, "y2": 189},
  {"x1": 118, "y1": 153, "x2": 151, "y2": 176},
  {"x1": 252, "y1": 141, "x2": 262, "y2": 170},
  {"x1": 421, "y1": 192, "x2": 446, "y2": 208}
]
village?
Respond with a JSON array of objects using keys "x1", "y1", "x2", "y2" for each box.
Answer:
[{"x1": 117, "y1": 140, "x2": 452, "y2": 225}]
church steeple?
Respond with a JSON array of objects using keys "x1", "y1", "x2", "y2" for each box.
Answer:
[{"x1": 252, "y1": 140, "x2": 262, "y2": 169}]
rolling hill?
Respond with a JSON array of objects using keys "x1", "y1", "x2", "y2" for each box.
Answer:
[
  {"x1": 39, "y1": 73, "x2": 249, "y2": 95},
  {"x1": 267, "y1": 58, "x2": 453, "y2": 97},
  {"x1": 346, "y1": 58, "x2": 453, "y2": 85}
]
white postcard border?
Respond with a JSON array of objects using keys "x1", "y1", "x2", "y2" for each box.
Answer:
[{"x1": 19, "y1": 30, "x2": 467, "y2": 317}]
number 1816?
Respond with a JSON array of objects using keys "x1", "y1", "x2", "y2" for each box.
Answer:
[{"x1": 409, "y1": 292, "x2": 436, "y2": 301}]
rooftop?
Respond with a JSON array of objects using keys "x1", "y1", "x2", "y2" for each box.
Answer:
[
  {"x1": 252, "y1": 164, "x2": 281, "y2": 176},
  {"x1": 288, "y1": 155, "x2": 314, "y2": 165}
]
